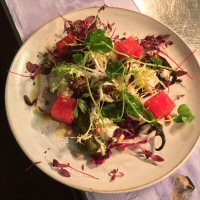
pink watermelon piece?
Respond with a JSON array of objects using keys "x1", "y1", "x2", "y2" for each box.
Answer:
[
  {"x1": 144, "y1": 91, "x2": 175, "y2": 119},
  {"x1": 114, "y1": 37, "x2": 143, "y2": 60},
  {"x1": 51, "y1": 95, "x2": 77, "y2": 125}
]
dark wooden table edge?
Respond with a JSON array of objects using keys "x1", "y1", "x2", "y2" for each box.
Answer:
[{"x1": 0, "y1": 1, "x2": 88, "y2": 199}]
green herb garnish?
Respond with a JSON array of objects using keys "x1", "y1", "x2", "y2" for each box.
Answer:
[
  {"x1": 107, "y1": 61, "x2": 125, "y2": 79},
  {"x1": 82, "y1": 93, "x2": 90, "y2": 98},
  {"x1": 78, "y1": 99, "x2": 87, "y2": 113},
  {"x1": 125, "y1": 93, "x2": 156, "y2": 122},
  {"x1": 174, "y1": 104, "x2": 195, "y2": 123},
  {"x1": 101, "y1": 102, "x2": 122, "y2": 121},
  {"x1": 49, "y1": 63, "x2": 78, "y2": 93},
  {"x1": 84, "y1": 29, "x2": 113, "y2": 53},
  {"x1": 150, "y1": 57, "x2": 163, "y2": 66},
  {"x1": 73, "y1": 53, "x2": 84, "y2": 64},
  {"x1": 74, "y1": 99, "x2": 88, "y2": 118}
]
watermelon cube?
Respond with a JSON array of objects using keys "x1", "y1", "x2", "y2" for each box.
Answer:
[
  {"x1": 114, "y1": 37, "x2": 143, "y2": 60},
  {"x1": 144, "y1": 91, "x2": 175, "y2": 119},
  {"x1": 51, "y1": 95, "x2": 77, "y2": 125}
]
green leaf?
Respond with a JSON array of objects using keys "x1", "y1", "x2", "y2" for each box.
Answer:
[
  {"x1": 126, "y1": 93, "x2": 144, "y2": 117},
  {"x1": 52, "y1": 63, "x2": 78, "y2": 75},
  {"x1": 74, "y1": 99, "x2": 88, "y2": 118},
  {"x1": 145, "y1": 109, "x2": 157, "y2": 121},
  {"x1": 82, "y1": 93, "x2": 90, "y2": 98},
  {"x1": 74, "y1": 105, "x2": 79, "y2": 119},
  {"x1": 174, "y1": 104, "x2": 195, "y2": 123},
  {"x1": 73, "y1": 53, "x2": 84, "y2": 64},
  {"x1": 84, "y1": 29, "x2": 113, "y2": 52},
  {"x1": 78, "y1": 99, "x2": 87, "y2": 114},
  {"x1": 150, "y1": 57, "x2": 163, "y2": 66},
  {"x1": 74, "y1": 110, "x2": 90, "y2": 135},
  {"x1": 50, "y1": 63, "x2": 78, "y2": 93},
  {"x1": 107, "y1": 61, "x2": 125, "y2": 79},
  {"x1": 79, "y1": 136, "x2": 100, "y2": 155},
  {"x1": 125, "y1": 93, "x2": 156, "y2": 121},
  {"x1": 90, "y1": 82, "x2": 102, "y2": 89},
  {"x1": 101, "y1": 102, "x2": 122, "y2": 121}
]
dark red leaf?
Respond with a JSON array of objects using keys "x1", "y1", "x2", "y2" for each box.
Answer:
[
  {"x1": 111, "y1": 174, "x2": 116, "y2": 181},
  {"x1": 81, "y1": 164, "x2": 85, "y2": 170},
  {"x1": 150, "y1": 154, "x2": 165, "y2": 162},
  {"x1": 52, "y1": 159, "x2": 99, "y2": 179},
  {"x1": 143, "y1": 149, "x2": 153, "y2": 159},
  {"x1": 174, "y1": 94, "x2": 185, "y2": 101},
  {"x1": 109, "y1": 168, "x2": 124, "y2": 181},
  {"x1": 25, "y1": 62, "x2": 40, "y2": 79},
  {"x1": 60, "y1": 168, "x2": 70, "y2": 177},
  {"x1": 26, "y1": 61, "x2": 39, "y2": 73},
  {"x1": 109, "y1": 139, "x2": 164, "y2": 162},
  {"x1": 91, "y1": 150, "x2": 112, "y2": 166},
  {"x1": 52, "y1": 159, "x2": 69, "y2": 168},
  {"x1": 109, "y1": 139, "x2": 148, "y2": 149},
  {"x1": 174, "y1": 70, "x2": 188, "y2": 77},
  {"x1": 140, "y1": 34, "x2": 173, "y2": 52},
  {"x1": 24, "y1": 95, "x2": 37, "y2": 106},
  {"x1": 85, "y1": 16, "x2": 96, "y2": 24},
  {"x1": 110, "y1": 168, "x2": 118, "y2": 174},
  {"x1": 117, "y1": 116, "x2": 141, "y2": 135},
  {"x1": 114, "y1": 128, "x2": 136, "y2": 140},
  {"x1": 52, "y1": 159, "x2": 59, "y2": 167},
  {"x1": 98, "y1": 4, "x2": 108, "y2": 13}
]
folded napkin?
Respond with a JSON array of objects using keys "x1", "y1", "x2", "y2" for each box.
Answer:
[{"x1": 5, "y1": 0, "x2": 138, "y2": 41}]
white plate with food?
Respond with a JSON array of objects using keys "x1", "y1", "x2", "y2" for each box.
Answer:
[{"x1": 5, "y1": 6, "x2": 200, "y2": 193}]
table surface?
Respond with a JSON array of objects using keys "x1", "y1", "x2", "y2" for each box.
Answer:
[
  {"x1": 0, "y1": 2, "x2": 85, "y2": 200},
  {"x1": 3, "y1": 0, "x2": 200, "y2": 199}
]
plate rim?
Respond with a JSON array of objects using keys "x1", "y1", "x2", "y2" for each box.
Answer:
[{"x1": 5, "y1": 6, "x2": 200, "y2": 193}]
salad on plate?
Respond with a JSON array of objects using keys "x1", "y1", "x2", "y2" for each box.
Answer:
[{"x1": 21, "y1": 7, "x2": 195, "y2": 167}]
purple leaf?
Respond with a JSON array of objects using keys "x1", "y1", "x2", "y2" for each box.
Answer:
[
  {"x1": 26, "y1": 61, "x2": 40, "y2": 79},
  {"x1": 140, "y1": 34, "x2": 173, "y2": 52},
  {"x1": 52, "y1": 159, "x2": 69, "y2": 168},
  {"x1": 52, "y1": 159, "x2": 60, "y2": 167},
  {"x1": 60, "y1": 168, "x2": 70, "y2": 177},
  {"x1": 111, "y1": 174, "x2": 116, "y2": 181},
  {"x1": 52, "y1": 159, "x2": 99, "y2": 179},
  {"x1": 98, "y1": 4, "x2": 108, "y2": 13},
  {"x1": 174, "y1": 70, "x2": 188, "y2": 77},
  {"x1": 117, "y1": 116, "x2": 141, "y2": 135},
  {"x1": 109, "y1": 168, "x2": 118, "y2": 174},
  {"x1": 109, "y1": 139, "x2": 148, "y2": 149},
  {"x1": 110, "y1": 140, "x2": 164, "y2": 162},
  {"x1": 109, "y1": 168, "x2": 124, "y2": 181},
  {"x1": 62, "y1": 14, "x2": 100, "y2": 41},
  {"x1": 81, "y1": 164, "x2": 85, "y2": 171},
  {"x1": 143, "y1": 149, "x2": 153, "y2": 159},
  {"x1": 91, "y1": 150, "x2": 112, "y2": 166},
  {"x1": 26, "y1": 62, "x2": 39, "y2": 73},
  {"x1": 150, "y1": 154, "x2": 165, "y2": 162}
]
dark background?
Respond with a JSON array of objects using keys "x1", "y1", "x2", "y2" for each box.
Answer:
[{"x1": 0, "y1": 1, "x2": 86, "y2": 200}]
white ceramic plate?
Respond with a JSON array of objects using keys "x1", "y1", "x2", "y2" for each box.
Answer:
[{"x1": 5, "y1": 7, "x2": 200, "y2": 193}]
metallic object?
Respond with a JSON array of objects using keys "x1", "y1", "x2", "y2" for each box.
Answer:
[
  {"x1": 172, "y1": 174, "x2": 195, "y2": 200},
  {"x1": 134, "y1": 0, "x2": 200, "y2": 61}
]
